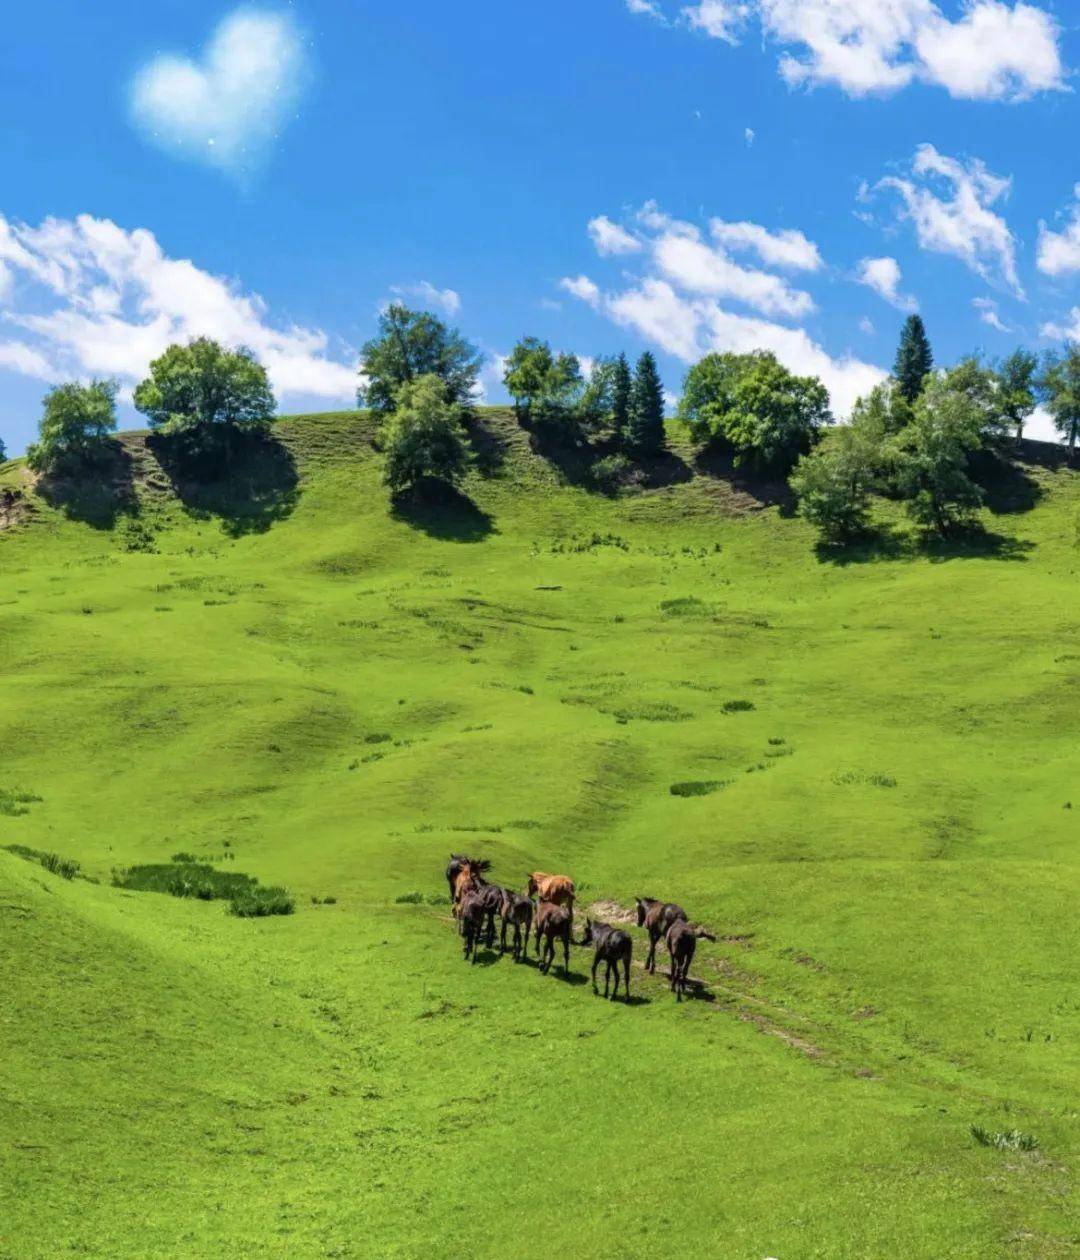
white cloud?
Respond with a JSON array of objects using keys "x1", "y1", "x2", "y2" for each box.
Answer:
[
  {"x1": 645, "y1": 0, "x2": 1065, "y2": 101},
  {"x1": 744, "y1": 126, "x2": 756, "y2": 146},
  {"x1": 559, "y1": 275, "x2": 602, "y2": 307},
  {"x1": 587, "y1": 216, "x2": 642, "y2": 256},
  {"x1": 877, "y1": 144, "x2": 1021, "y2": 294},
  {"x1": 129, "y1": 9, "x2": 310, "y2": 179},
  {"x1": 1039, "y1": 309, "x2": 1080, "y2": 343},
  {"x1": 389, "y1": 281, "x2": 461, "y2": 316},
  {"x1": 856, "y1": 256, "x2": 917, "y2": 311},
  {"x1": 1037, "y1": 184, "x2": 1080, "y2": 277},
  {"x1": 711, "y1": 219, "x2": 822, "y2": 271},
  {"x1": 682, "y1": 1, "x2": 749, "y2": 43},
  {"x1": 0, "y1": 212, "x2": 356, "y2": 403},
  {"x1": 973, "y1": 296, "x2": 1010, "y2": 331},
  {"x1": 565, "y1": 203, "x2": 885, "y2": 418},
  {"x1": 859, "y1": 316, "x2": 876, "y2": 334},
  {"x1": 627, "y1": 0, "x2": 665, "y2": 17}
]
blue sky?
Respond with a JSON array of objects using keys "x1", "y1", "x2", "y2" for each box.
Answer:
[{"x1": 2, "y1": 0, "x2": 1080, "y2": 452}]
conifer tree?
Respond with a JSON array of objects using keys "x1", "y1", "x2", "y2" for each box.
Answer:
[
  {"x1": 893, "y1": 315, "x2": 933, "y2": 403},
  {"x1": 611, "y1": 352, "x2": 632, "y2": 441},
  {"x1": 627, "y1": 351, "x2": 665, "y2": 456}
]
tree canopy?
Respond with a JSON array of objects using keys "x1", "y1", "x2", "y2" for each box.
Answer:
[
  {"x1": 893, "y1": 315, "x2": 933, "y2": 404},
  {"x1": 677, "y1": 350, "x2": 828, "y2": 471},
  {"x1": 790, "y1": 401, "x2": 886, "y2": 541},
  {"x1": 382, "y1": 374, "x2": 469, "y2": 495},
  {"x1": 997, "y1": 348, "x2": 1038, "y2": 445},
  {"x1": 26, "y1": 379, "x2": 118, "y2": 475},
  {"x1": 502, "y1": 337, "x2": 586, "y2": 427},
  {"x1": 1038, "y1": 345, "x2": 1080, "y2": 456},
  {"x1": 133, "y1": 338, "x2": 275, "y2": 449},
  {"x1": 892, "y1": 372, "x2": 984, "y2": 535},
  {"x1": 359, "y1": 304, "x2": 482, "y2": 417},
  {"x1": 627, "y1": 352, "x2": 666, "y2": 456}
]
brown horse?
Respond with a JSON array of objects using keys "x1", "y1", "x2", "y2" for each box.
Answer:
[
  {"x1": 499, "y1": 890, "x2": 533, "y2": 961},
  {"x1": 446, "y1": 854, "x2": 490, "y2": 905},
  {"x1": 534, "y1": 900, "x2": 572, "y2": 975},
  {"x1": 452, "y1": 859, "x2": 488, "y2": 917},
  {"x1": 665, "y1": 921, "x2": 715, "y2": 1000},
  {"x1": 636, "y1": 897, "x2": 687, "y2": 973},
  {"x1": 527, "y1": 871, "x2": 575, "y2": 908},
  {"x1": 581, "y1": 918, "x2": 632, "y2": 1001}
]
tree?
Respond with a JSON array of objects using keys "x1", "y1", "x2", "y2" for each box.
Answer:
[
  {"x1": 997, "y1": 348, "x2": 1038, "y2": 446},
  {"x1": 892, "y1": 373, "x2": 984, "y2": 535},
  {"x1": 133, "y1": 338, "x2": 275, "y2": 454},
  {"x1": 677, "y1": 350, "x2": 828, "y2": 472},
  {"x1": 502, "y1": 337, "x2": 584, "y2": 428},
  {"x1": 26, "y1": 379, "x2": 118, "y2": 475},
  {"x1": 1038, "y1": 345, "x2": 1080, "y2": 458},
  {"x1": 0, "y1": 435, "x2": 7, "y2": 464},
  {"x1": 609, "y1": 353, "x2": 633, "y2": 443},
  {"x1": 789, "y1": 401, "x2": 886, "y2": 540},
  {"x1": 893, "y1": 315, "x2": 933, "y2": 404},
  {"x1": 941, "y1": 356, "x2": 1007, "y2": 448},
  {"x1": 382, "y1": 374, "x2": 469, "y2": 495},
  {"x1": 849, "y1": 379, "x2": 912, "y2": 437},
  {"x1": 359, "y1": 304, "x2": 481, "y2": 418},
  {"x1": 627, "y1": 351, "x2": 666, "y2": 456}
]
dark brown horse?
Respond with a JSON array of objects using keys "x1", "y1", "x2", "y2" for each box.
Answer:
[
  {"x1": 446, "y1": 854, "x2": 490, "y2": 905},
  {"x1": 459, "y1": 889, "x2": 487, "y2": 964},
  {"x1": 499, "y1": 890, "x2": 533, "y2": 961},
  {"x1": 581, "y1": 918, "x2": 632, "y2": 1001},
  {"x1": 477, "y1": 883, "x2": 507, "y2": 946},
  {"x1": 451, "y1": 858, "x2": 489, "y2": 917},
  {"x1": 636, "y1": 897, "x2": 687, "y2": 973},
  {"x1": 665, "y1": 921, "x2": 716, "y2": 1000},
  {"x1": 534, "y1": 900, "x2": 572, "y2": 975}
]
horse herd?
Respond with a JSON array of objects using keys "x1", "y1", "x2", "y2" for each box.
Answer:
[{"x1": 445, "y1": 854, "x2": 716, "y2": 1001}]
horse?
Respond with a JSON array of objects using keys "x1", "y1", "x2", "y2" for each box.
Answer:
[
  {"x1": 459, "y1": 889, "x2": 488, "y2": 964},
  {"x1": 581, "y1": 918, "x2": 632, "y2": 1001},
  {"x1": 499, "y1": 890, "x2": 533, "y2": 961},
  {"x1": 665, "y1": 920, "x2": 716, "y2": 1000},
  {"x1": 635, "y1": 897, "x2": 687, "y2": 973},
  {"x1": 477, "y1": 883, "x2": 507, "y2": 947},
  {"x1": 534, "y1": 900, "x2": 572, "y2": 976},
  {"x1": 526, "y1": 871, "x2": 575, "y2": 909},
  {"x1": 451, "y1": 858, "x2": 489, "y2": 917},
  {"x1": 446, "y1": 854, "x2": 490, "y2": 905}
]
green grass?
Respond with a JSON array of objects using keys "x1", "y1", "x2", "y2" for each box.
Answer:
[{"x1": 2, "y1": 411, "x2": 1079, "y2": 1257}]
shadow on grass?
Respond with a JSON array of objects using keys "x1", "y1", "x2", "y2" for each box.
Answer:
[
  {"x1": 691, "y1": 445, "x2": 796, "y2": 514},
  {"x1": 463, "y1": 412, "x2": 510, "y2": 478},
  {"x1": 523, "y1": 414, "x2": 695, "y2": 495},
  {"x1": 390, "y1": 480, "x2": 495, "y2": 542},
  {"x1": 148, "y1": 428, "x2": 300, "y2": 538},
  {"x1": 816, "y1": 523, "x2": 1035, "y2": 566},
  {"x1": 971, "y1": 450, "x2": 1043, "y2": 516},
  {"x1": 34, "y1": 440, "x2": 138, "y2": 529}
]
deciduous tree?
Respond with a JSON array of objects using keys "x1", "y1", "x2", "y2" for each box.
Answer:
[
  {"x1": 382, "y1": 374, "x2": 469, "y2": 495},
  {"x1": 1038, "y1": 345, "x2": 1080, "y2": 458},
  {"x1": 26, "y1": 379, "x2": 118, "y2": 475},
  {"x1": 359, "y1": 304, "x2": 481, "y2": 418}
]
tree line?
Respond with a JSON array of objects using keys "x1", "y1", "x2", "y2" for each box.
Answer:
[{"x1": 9, "y1": 304, "x2": 1080, "y2": 543}]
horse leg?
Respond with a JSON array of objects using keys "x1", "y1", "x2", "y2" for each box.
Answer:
[
  {"x1": 591, "y1": 954, "x2": 599, "y2": 994},
  {"x1": 605, "y1": 960, "x2": 613, "y2": 999},
  {"x1": 562, "y1": 931, "x2": 569, "y2": 976},
  {"x1": 623, "y1": 956, "x2": 631, "y2": 1001}
]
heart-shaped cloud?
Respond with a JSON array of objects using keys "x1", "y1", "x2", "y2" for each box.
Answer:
[{"x1": 130, "y1": 8, "x2": 309, "y2": 179}]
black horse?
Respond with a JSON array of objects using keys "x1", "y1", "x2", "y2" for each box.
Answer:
[
  {"x1": 581, "y1": 918, "x2": 632, "y2": 1000},
  {"x1": 635, "y1": 897, "x2": 687, "y2": 973},
  {"x1": 499, "y1": 890, "x2": 533, "y2": 961},
  {"x1": 535, "y1": 901, "x2": 572, "y2": 976},
  {"x1": 459, "y1": 889, "x2": 487, "y2": 964},
  {"x1": 665, "y1": 921, "x2": 715, "y2": 1000}
]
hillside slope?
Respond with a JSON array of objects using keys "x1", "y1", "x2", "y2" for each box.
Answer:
[{"x1": 2, "y1": 410, "x2": 1079, "y2": 1258}]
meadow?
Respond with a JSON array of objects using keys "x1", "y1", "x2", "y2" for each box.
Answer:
[{"x1": 1, "y1": 409, "x2": 1079, "y2": 1258}]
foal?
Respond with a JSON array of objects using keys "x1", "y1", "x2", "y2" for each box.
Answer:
[
  {"x1": 665, "y1": 920, "x2": 716, "y2": 1000},
  {"x1": 459, "y1": 889, "x2": 487, "y2": 964},
  {"x1": 534, "y1": 900, "x2": 572, "y2": 976},
  {"x1": 581, "y1": 918, "x2": 632, "y2": 1001},
  {"x1": 499, "y1": 890, "x2": 533, "y2": 961},
  {"x1": 636, "y1": 897, "x2": 687, "y2": 973}
]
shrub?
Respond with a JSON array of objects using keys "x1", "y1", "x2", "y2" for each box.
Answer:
[
  {"x1": 230, "y1": 887, "x2": 295, "y2": 918},
  {"x1": 590, "y1": 453, "x2": 632, "y2": 493},
  {"x1": 4, "y1": 844, "x2": 79, "y2": 880},
  {"x1": 670, "y1": 781, "x2": 729, "y2": 797},
  {"x1": 0, "y1": 788, "x2": 43, "y2": 817},
  {"x1": 383, "y1": 374, "x2": 469, "y2": 495},
  {"x1": 722, "y1": 699, "x2": 755, "y2": 713},
  {"x1": 970, "y1": 1126, "x2": 1038, "y2": 1151},
  {"x1": 395, "y1": 891, "x2": 425, "y2": 904}
]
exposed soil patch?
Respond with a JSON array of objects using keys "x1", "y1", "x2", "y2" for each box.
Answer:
[
  {"x1": 588, "y1": 899, "x2": 636, "y2": 924},
  {"x1": 0, "y1": 486, "x2": 33, "y2": 532}
]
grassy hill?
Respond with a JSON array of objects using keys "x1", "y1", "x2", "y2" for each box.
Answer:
[{"x1": 2, "y1": 410, "x2": 1079, "y2": 1258}]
